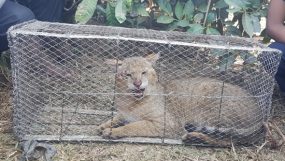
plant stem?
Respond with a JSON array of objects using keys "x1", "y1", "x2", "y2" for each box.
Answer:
[{"x1": 203, "y1": 0, "x2": 212, "y2": 27}]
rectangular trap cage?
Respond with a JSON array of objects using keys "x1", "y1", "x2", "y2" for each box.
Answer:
[{"x1": 8, "y1": 20, "x2": 281, "y2": 146}]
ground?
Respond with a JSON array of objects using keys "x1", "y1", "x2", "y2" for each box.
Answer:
[{"x1": 1, "y1": 75, "x2": 285, "y2": 161}]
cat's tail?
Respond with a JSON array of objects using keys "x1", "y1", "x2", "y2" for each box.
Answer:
[{"x1": 182, "y1": 122, "x2": 266, "y2": 146}]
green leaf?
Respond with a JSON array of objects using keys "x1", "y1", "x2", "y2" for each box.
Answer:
[
  {"x1": 226, "y1": 8, "x2": 242, "y2": 13},
  {"x1": 242, "y1": 13, "x2": 253, "y2": 37},
  {"x1": 136, "y1": 4, "x2": 149, "y2": 17},
  {"x1": 175, "y1": 1, "x2": 184, "y2": 20},
  {"x1": 206, "y1": 27, "x2": 220, "y2": 35},
  {"x1": 249, "y1": 0, "x2": 260, "y2": 9},
  {"x1": 252, "y1": 15, "x2": 261, "y2": 33},
  {"x1": 115, "y1": 0, "x2": 127, "y2": 23},
  {"x1": 206, "y1": 12, "x2": 216, "y2": 23},
  {"x1": 224, "y1": 0, "x2": 250, "y2": 10},
  {"x1": 75, "y1": 0, "x2": 98, "y2": 24},
  {"x1": 125, "y1": 0, "x2": 133, "y2": 9},
  {"x1": 157, "y1": 0, "x2": 173, "y2": 15},
  {"x1": 106, "y1": 2, "x2": 119, "y2": 26},
  {"x1": 157, "y1": 15, "x2": 175, "y2": 24},
  {"x1": 187, "y1": 24, "x2": 204, "y2": 34},
  {"x1": 242, "y1": 12, "x2": 260, "y2": 37},
  {"x1": 183, "y1": 0, "x2": 195, "y2": 20},
  {"x1": 176, "y1": 19, "x2": 190, "y2": 27},
  {"x1": 215, "y1": 0, "x2": 228, "y2": 9},
  {"x1": 197, "y1": 3, "x2": 208, "y2": 12},
  {"x1": 193, "y1": 13, "x2": 204, "y2": 23}
]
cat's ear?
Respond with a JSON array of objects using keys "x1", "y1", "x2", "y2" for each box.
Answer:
[
  {"x1": 105, "y1": 59, "x2": 123, "y2": 73},
  {"x1": 144, "y1": 52, "x2": 160, "y2": 64}
]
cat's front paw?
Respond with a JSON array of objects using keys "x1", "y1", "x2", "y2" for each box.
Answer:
[
  {"x1": 102, "y1": 128, "x2": 121, "y2": 139},
  {"x1": 95, "y1": 126, "x2": 105, "y2": 135},
  {"x1": 102, "y1": 128, "x2": 111, "y2": 138},
  {"x1": 182, "y1": 132, "x2": 207, "y2": 144}
]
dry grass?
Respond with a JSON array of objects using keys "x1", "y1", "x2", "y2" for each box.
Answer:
[
  {"x1": 0, "y1": 84, "x2": 21, "y2": 161},
  {"x1": 1, "y1": 76, "x2": 285, "y2": 161},
  {"x1": 52, "y1": 142, "x2": 285, "y2": 161}
]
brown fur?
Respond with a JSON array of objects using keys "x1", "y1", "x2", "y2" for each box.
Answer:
[
  {"x1": 165, "y1": 78, "x2": 264, "y2": 145},
  {"x1": 97, "y1": 54, "x2": 264, "y2": 146},
  {"x1": 97, "y1": 54, "x2": 168, "y2": 139}
]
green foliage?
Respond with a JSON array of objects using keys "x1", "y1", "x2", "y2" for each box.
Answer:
[
  {"x1": 75, "y1": 0, "x2": 98, "y2": 24},
  {"x1": 74, "y1": 0, "x2": 269, "y2": 70},
  {"x1": 183, "y1": 0, "x2": 195, "y2": 19},
  {"x1": 157, "y1": 0, "x2": 173, "y2": 15},
  {"x1": 157, "y1": 15, "x2": 175, "y2": 24},
  {"x1": 115, "y1": 0, "x2": 128, "y2": 23},
  {"x1": 106, "y1": 2, "x2": 120, "y2": 26},
  {"x1": 175, "y1": 1, "x2": 184, "y2": 20},
  {"x1": 187, "y1": 24, "x2": 204, "y2": 34},
  {"x1": 75, "y1": 0, "x2": 268, "y2": 38},
  {"x1": 206, "y1": 27, "x2": 220, "y2": 35}
]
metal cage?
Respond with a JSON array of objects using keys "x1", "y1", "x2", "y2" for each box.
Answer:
[{"x1": 8, "y1": 20, "x2": 281, "y2": 146}]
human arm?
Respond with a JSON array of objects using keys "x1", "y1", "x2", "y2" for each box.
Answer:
[{"x1": 267, "y1": 0, "x2": 285, "y2": 43}]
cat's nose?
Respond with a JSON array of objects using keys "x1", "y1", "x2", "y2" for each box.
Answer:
[{"x1": 133, "y1": 80, "x2": 142, "y2": 88}]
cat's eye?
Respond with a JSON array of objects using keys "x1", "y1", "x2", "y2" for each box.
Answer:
[
  {"x1": 142, "y1": 71, "x2": 146, "y2": 75},
  {"x1": 126, "y1": 73, "x2": 132, "y2": 77}
]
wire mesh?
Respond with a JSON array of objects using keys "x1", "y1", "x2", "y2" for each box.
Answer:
[{"x1": 8, "y1": 20, "x2": 281, "y2": 146}]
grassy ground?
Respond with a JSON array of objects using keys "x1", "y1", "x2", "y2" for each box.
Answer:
[{"x1": 1, "y1": 77, "x2": 285, "y2": 161}]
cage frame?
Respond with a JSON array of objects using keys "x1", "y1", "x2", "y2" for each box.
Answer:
[{"x1": 8, "y1": 20, "x2": 282, "y2": 146}]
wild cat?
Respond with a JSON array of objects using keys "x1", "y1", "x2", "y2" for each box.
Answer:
[{"x1": 96, "y1": 53, "x2": 265, "y2": 146}]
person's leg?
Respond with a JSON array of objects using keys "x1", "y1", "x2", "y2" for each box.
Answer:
[
  {"x1": 269, "y1": 42, "x2": 285, "y2": 93},
  {"x1": 18, "y1": 0, "x2": 65, "y2": 22},
  {"x1": 0, "y1": 0, "x2": 35, "y2": 52}
]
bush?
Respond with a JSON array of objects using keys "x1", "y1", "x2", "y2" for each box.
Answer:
[{"x1": 74, "y1": 0, "x2": 269, "y2": 39}]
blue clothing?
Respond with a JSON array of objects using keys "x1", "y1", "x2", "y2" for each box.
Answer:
[
  {"x1": 17, "y1": 0, "x2": 65, "y2": 22},
  {"x1": 0, "y1": 0, "x2": 5, "y2": 9},
  {"x1": 0, "y1": 0, "x2": 64, "y2": 52},
  {"x1": 269, "y1": 42, "x2": 285, "y2": 93}
]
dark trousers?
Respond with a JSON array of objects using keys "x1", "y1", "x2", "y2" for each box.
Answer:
[
  {"x1": 0, "y1": 0, "x2": 65, "y2": 52},
  {"x1": 269, "y1": 42, "x2": 285, "y2": 93}
]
